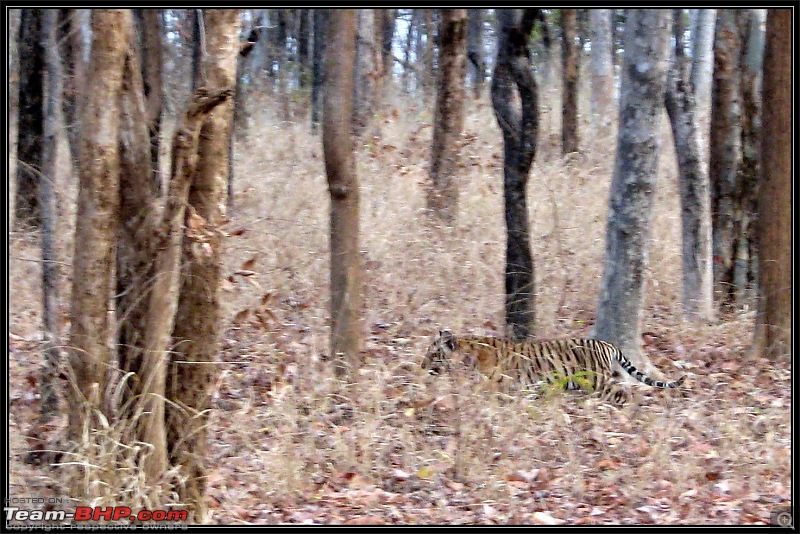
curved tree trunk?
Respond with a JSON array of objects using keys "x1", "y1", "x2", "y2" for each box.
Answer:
[
  {"x1": 594, "y1": 10, "x2": 671, "y2": 373},
  {"x1": 492, "y1": 9, "x2": 539, "y2": 340},
  {"x1": 167, "y1": 9, "x2": 239, "y2": 521}
]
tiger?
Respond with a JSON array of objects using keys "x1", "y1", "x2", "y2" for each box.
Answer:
[{"x1": 422, "y1": 330, "x2": 685, "y2": 406}]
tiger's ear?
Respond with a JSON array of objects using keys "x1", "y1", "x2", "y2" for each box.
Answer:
[{"x1": 440, "y1": 330, "x2": 456, "y2": 351}]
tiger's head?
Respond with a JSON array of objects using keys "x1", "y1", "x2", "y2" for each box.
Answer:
[{"x1": 422, "y1": 330, "x2": 458, "y2": 374}]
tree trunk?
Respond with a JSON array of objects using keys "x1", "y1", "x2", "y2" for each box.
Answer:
[
  {"x1": 167, "y1": 10, "x2": 239, "y2": 522},
  {"x1": 426, "y1": 9, "x2": 467, "y2": 224},
  {"x1": 354, "y1": 9, "x2": 376, "y2": 136},
  {"x1": 57, "y1": 9, "x2": 87, "y2": 168},
  {"x1": 492, "y1": 9, "x2": 539, "y2": 340},
  {"x1": 134, "y1": 9, "x2": 164, "y2": 195},
  {"x1": 311, "y1": 10, "x2": 327, "y2": 132},
  {"x1": 323, "y1": 10, "x2": 362, "y2": 375},
  {"x1": 297, "y1": 9, "x2": 311, "y2": 89},
  {"x1": 67, "y1": 7, "x2": 130, "y2": 452},
  {"x1": 381, "y1": 9, "x2": 395, "y2": 98},
  {"x1": 709, "y1": 9, "x2": 742, "y2": 311},
  {"x1": 664, "y1": 9, "x2": 714, "y2": 321},
  {"x1": 594, "y1": 10, "x2": 671, "y2": 372},
  {"x1": 690, "y1": 9, "x2": 716, "y2": 166},
  {"x1": 590, "y1": 9, "x2": 616, "y2": 134},
  {"x1": 753, "y1": 9, "x2": 790, "y2": 360},
  {"x1": 40, "y1": 9, "x2": 63, "y2": 420},
  {"x1": 466, "y1": 9, "x2": 485, "y2": 99},
  {"x1": 561, "y1": 9, "x2": 580, "y2": 154},
  {"x1": 15, "y1": 9, "x2": 44, "y2": 229},
  {"x1": 734, "y1": 9, "x2": 765, "y2": 305}
]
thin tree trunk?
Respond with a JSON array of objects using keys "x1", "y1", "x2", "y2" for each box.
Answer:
[
  {"x1": 426, "y1": 9, "x2": 467, "y2": 224},
  {"x1": 467, "y1": 9, "x2": 484, "y2": 99},
  {"x1": 354, "y1": 9, "x2": 376, "y2": 135},
  {"x1": 15, "y1": 9, "x2": 44, "y2": 229},
  {"x1": 40, "y1": 8, "x2": 62, "y2": 420},
  {"x1": 709, "y1": 9, "x2": 742, "y2": 311},
  {"x1": 381, "y1": 9, "x2": 395, "y2": 98},
  {"x1": 323, "y1": 10, "x2": 362, "y2": 375},
  {"x1": 590, "y1": 9, "x2": 616, "y2": 134},
  {"x1": 167, "y1": 9, "x2": 239, "y2": 522},
  {"x1": 311, "y1": 10, "x2": 328, "y2": 132},
  {"x1": 690, "y1": 9, "x2": 716, "y2": 166},
  {"x1": 561, "y1": 9, "x2": 580, "y2": 154},
  {"x1": 594, "y1": 10, "x2": 671, "y2": 372},
  {"x1": 67, "y1": 7, "x2": 130, "y2": 452},
  {"x1": 134, "y1": 9, "x2": 164, "y2": 195},
  {"x1": 664, "y1": 9, "x2": 714, "y2": 321},
  {"x1": 753, "y1": 9, "x2": 790, "y2": 359},
  {"x1": 492, "y1": 9, "x2": 539, "y2": 340}
]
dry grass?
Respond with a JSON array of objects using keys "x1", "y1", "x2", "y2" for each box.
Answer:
[{"x1": 8, "y1": 88, "x2": 791, "y2": 525}]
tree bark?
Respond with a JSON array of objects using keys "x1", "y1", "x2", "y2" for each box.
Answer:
[
  {"x1": 664, "y1": 9, "x2": 714, "y2": 321},
  {"x1": 15, "y1": 9, "x2": 44, "y2": 229},
  {"x1": 690, "y1": 9, "x2": 716, "y2": 166},
  {"x1": 466, "y1": 9, "x2": 484, "y2": 99},
  {"x1": 134, "y1": 9, "x2": 164, "y2": 195},
  {"x1": 492, "y1": 9, "x2": 539, "y2": 340},
  {"x1": 57, "y1": 9, "x2": 87, "y2": 168},
  {"x1": 40, "y1": 9, "x2": 63, "y2": 420},
  {"x1": 709, "y1": 9, "x2": 743, "y2": 311},
  {"x1": 594, "y1": 10, "x2": 671, "y2": 372},
  {"x1": 354, "y1": 9, "x2": 376, "y2": 135},
  {"x1": 67, "y1": 8, "x2": 130, "y2": 449},
  {"x1": 167, "y1": 10, "x2": 239, "y2": 522},
  {"x1": 426, "y1": 9, "x2": 467, "y2": 224},
  {"x1": 753, "y1": 9, "x2": 790, "y2": 360},
  {"x1": 561, "y1": 9, "x2": 580, "y2": 154},
  {"x1": 311, "y1": 10, "x2": 328, "y2": 132},
  {"x1": 323, "y1": 10, "x2": 362, "y2": 375},
  {"x1": 590, "y1": 9, "x2": 616, "y2": 133}
]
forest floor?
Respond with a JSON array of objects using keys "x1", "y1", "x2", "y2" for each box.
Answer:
[{"x1": 8, "y1": 93, "x2": 792, "y2": 525}]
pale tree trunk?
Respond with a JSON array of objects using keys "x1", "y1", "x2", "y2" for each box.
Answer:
[
  {"x1": 167, "y1": 9, "x2": 239, "y2": 522},
  {"x1": 57, "y1": 9, "x2": 88, "y2": 169},
  {"x1": 354, "y1": 9, "x2": 376, "y2": 135},
  {"x1": 15, "y1": 9, "x2": 44, "y2": 229},
  {"x1": 753, "y1": 9, "x2": 790, "y2": 360},
  {"x1": 134, "y1": 9, "x2": 164, "y2": 195},
  {"x1": 40, "y1": 9, "x2": 63, "y2": 420},
  {"x1": 590, "y1": 9, "x2": 616, "y2": 134},
  {"x1": 594, "y1": 10, "x2": 671, "y2": 373},
  {"x1": 664, "y1": 9, "x2": 714, "y2": 321},
  {"x1": 734, "y1": 9, "x2": 766, "y2": 305},
  {"x1": 466, "y1": 9, "x2": 484, "y2": 99},
  {"x1": 323, "y1": 10, "x2": 362, "y2": 375},
  {"x1": 67, "y1": 7, "x2": 130, "y2": 455},
  {"x1": 690, "y1": 9, "x2": 716, "y2": 166},
  {"x1": 492, "y1": 9, "x2": 539, "y2": 341},
  {"x1": 426, "y1": 9, "x2": 467, "y2": 224},
  {"x1": 709, "y1": 9, "x2": 742, "y2": 311},
  {"x1": 561, "y1": 9, "x2": 579, "y2": 154}
]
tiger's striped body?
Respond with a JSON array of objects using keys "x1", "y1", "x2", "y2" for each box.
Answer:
[{"x1": 422, "y1": 330, "x2": 685, "y2": 406}]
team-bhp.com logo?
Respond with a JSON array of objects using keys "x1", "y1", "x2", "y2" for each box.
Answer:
[{"x1": 5, "y1": 506, "x2": 188, "y2": 523}]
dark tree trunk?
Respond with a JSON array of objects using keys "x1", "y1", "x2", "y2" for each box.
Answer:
[
  {"x1": 134, "y1": 9, "x2": 164, "y2": 195},
  {"x1": 594, "y1": 10, "x2": 671, "y2": 372},
  {"x1": 709, "y1": 9, "x2": 743, "y2": 311},
  {"x1": 323, "y1": 10, "x2": 362, "y2": 375},
  {"x1": 426, "y1": 9, "x2": 467, "y2": 224},
  {"x1": 40, "y1": 9, "x2": 62, "y2": 420},
  {"x1": 297, "y1": 9, "x2": 311, "y2": 88},
  {"x1": 754, "y1": 9, "x2": 790, "y2": 359},
  {"x1": 311, "y1": 10, "x2": 328, "y2": 132},
  {"x1": 491, "y1": 9, "x2": 539, "y2": 340},
  {"x1": 561, "y1": 9, "x2": 580, "y2": 154},
  {"x1": 664, "y1": 9, "x2": 714, "y2": 321},
  {"x1": 15, "y1": 9, "x2": 44, "y2": 229},
  {"x1": 381, "y1": 9, "x2": 395, "y2": 96},
  {"x1": 466, "y1": 9, "x2": 485, "y2": 99}
]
